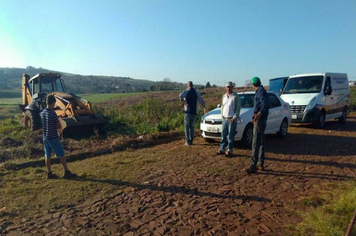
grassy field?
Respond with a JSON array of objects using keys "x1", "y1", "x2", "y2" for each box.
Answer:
[
  {"x1": 78, "y1": 92, "x2": 144, "y2": 104},
  {"x1": 297, "y1": 181, "x2": 356, "y2": 235},
  {"x1": 0, "y1": 98, "x2": 22, "y2": 105},
  {"x1": 0, "y1": 92, "x2": 143, "y2": 118},
  {"x1": 0, "y1": 93, "x2": 140, "y2": 105}
]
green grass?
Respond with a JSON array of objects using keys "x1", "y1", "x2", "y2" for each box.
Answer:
[
  {"x1": 78, "y1": 92, "x2": 143, "y2": 103},
  {"x1": 0, "y1": 98, "x2": 22, "y2": 105},
  {"x1": 296, "y1": 181, "x2": 356, "y2": 236},
  {"x1": 0, "y1": 93, "x2": 139, "y2": 105},
  {"x1": 0, "y1": 92, "x2": 142, "y2": 118}
]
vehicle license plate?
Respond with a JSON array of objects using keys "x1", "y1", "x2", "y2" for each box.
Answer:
[
  {"x1": 292, "y1": 114, "x2": 297, "y2": 119},
  {"x1": 207, "y1": 127, "x2": 219, "y2": 133}
]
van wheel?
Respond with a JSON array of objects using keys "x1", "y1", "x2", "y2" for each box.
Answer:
[
  {"x1": 242, "y1": 123, "x2": 253, "y2": 147},
  {"x1": 338, "y1": 107, "x2": 347, "y2": 123},
  {"x1": 314, "y1": 110, "x2": 325, "y2": 129},
  {"x1": 277, "y1": 119, "x2": 288, "y2": 139}
]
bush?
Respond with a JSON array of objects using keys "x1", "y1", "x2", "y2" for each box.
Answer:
[{"x1": 103, "y1": 97, "x2": 205, "y2": 136}]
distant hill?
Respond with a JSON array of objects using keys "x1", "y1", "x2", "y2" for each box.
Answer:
[{"x1": 0, "y1": 66, "x2": 186, "y2": 98}]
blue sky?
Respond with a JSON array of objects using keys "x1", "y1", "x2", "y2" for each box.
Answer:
[{"x1": 1, "y1": 0, "x2": 355, "y2": 86}]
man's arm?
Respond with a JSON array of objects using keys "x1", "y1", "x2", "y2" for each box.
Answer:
[
  {"x1": 259, "y1": 90, "x2": 269, "y2": 114},
  {"x1": 232, "y1": 93, "x2": 241, "y2": 120},
  {"x1": 196, "y1": 92, "x2": 206, "y2": 108},
  {"x1": 56, "y1": 121, "x2": 61, "y2": 130},
  {"x1": 179, "y1": 90, "x2": 187, "y2": 101},
  {"x1": 196, "y1": 91, "x2": 208, "y2": 113},
  {"x1": 252, "y1": 90, "x2": 268, "y2": 123}
]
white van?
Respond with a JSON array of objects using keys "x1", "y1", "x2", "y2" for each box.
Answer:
[{"x1": 281, "y1": 72, "x2": 350, "y2": 128}]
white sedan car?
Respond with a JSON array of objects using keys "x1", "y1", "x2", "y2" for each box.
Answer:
[{"x1": 200, "y1": 91, "x2": 292, "y2": 146}]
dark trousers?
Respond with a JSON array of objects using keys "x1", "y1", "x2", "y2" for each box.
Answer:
[
  {"x1": 251, "y1": 117, "x2": 267, "y2": 166},
  {"x1": 184, "y1": 113, "x2": 197, "y2": 144}
]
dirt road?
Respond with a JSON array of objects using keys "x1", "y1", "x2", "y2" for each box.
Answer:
[{"x1": 3, "y1": 113, "x2": 356, "y2": 235}]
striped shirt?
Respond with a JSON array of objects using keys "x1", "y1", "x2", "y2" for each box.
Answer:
[{"x1": 40, "y1": 108, "x2": 59, "y2": 140}]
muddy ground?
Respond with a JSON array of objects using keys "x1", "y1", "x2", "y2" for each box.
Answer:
[{"x1": 3, "y1": 111, "x2": 356, "y2": 235}]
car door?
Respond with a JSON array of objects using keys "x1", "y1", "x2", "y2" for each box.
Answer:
[{"x1": 266, "y1": 93, "x2": 283, "y2": 132}]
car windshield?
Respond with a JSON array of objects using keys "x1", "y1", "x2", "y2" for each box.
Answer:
[
  {"x1": 283, "y1": 76, "x2": 323, "y2": 94},
  {"x1": 239, "y1": 94, "x2": 254, "y2": 108}
]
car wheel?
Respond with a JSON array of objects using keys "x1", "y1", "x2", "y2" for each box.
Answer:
[
  {"x1": 242, "y1": 123, "x2": 253, "y2": 147},
  {"x1": 314, "y1": 110, "x2": 325, "y2": 129},
  {"x1": 338, "y1": 107, "x2": 347, "y2": 123},
  {"x1": 277, "y1": 119, "x2": 288, "y2": 139}
]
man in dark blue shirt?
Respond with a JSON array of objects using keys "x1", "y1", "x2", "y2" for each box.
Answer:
[
  {"x1": 179, "y1": 81, "x2": 207, "y2": 145},
  {"x1": 245, "y1": 77, "x2": 269, "y2": 174},
  {"x1": 40, "y1": 94, "x2": 76, "y2": 179}
]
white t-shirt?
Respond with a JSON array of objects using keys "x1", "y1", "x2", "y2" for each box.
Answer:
[{"x1": 222, "y1": 94, "x2": 234, "y2": 118}]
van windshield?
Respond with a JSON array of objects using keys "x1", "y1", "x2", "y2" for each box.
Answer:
[
  {"x1": 269, "y1": 77, "x2": 288, "y2": 94},
  {"x1": 283, "y1": 76, "x2": 323, "y2": 94}
]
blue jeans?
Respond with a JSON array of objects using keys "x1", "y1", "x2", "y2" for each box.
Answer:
[
  {"x1": 43, "y1": 137, "x2": 65, "y2": 158},
  {"x1": 220, "y1": 119, "x2": 237, "y2": 152},
  {"x1": 184, "y1": 113, "x2": 197, "y2": 144},
  {"x1": 251, "y1": 117, "x2": 267, "y2": 166}
]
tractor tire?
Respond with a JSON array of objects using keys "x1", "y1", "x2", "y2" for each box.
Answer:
[{"x1": 24, "y1": 110, "x2": 42, "y2": 131}]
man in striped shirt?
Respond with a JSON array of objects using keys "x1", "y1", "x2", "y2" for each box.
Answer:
[{"x1": 40, "y1": 94, "x2": 76, "y2": 179}]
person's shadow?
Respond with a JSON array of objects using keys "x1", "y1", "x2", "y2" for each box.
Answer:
[{"x1": 70, "y1": 176, "x2": 271, "y2": 203}]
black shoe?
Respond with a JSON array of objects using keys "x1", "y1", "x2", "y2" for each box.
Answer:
[
  {"x1": 257, "y1": 163, "x2": 264, "y2": 171},
  {"x1": 47, "y1": 172, "x2": 57, "y2": 179},
  {"x1": 245, "y1": 166, "x2": 257, "y2": 174},
  {"x1": 216, "y1": 150, "x2": 225, "y2": 155},
  {"x1": 63, "y1": 170, "x2": 77, "y2": 179},
  {"x1": 225, "y1": 151, "x2": 233, "y2": 158}
]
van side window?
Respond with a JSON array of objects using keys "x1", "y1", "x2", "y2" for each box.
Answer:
[
  {"x1": 268, "y1": 94, "x2": 281, "y2": 108},
  {"x1": 324, "y1": 76, "x2": 332, "y2": 95}
]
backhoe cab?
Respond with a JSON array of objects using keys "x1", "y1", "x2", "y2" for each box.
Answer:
[{"x1": 20, "y1": 73, "x2": 108, "y2": 132}]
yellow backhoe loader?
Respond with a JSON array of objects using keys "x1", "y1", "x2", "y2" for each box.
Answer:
[{"x1": 19, "y1": 73, "x2": 108, "y2": 132}]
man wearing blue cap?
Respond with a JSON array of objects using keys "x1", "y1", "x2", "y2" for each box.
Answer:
[{"x1": 245, "y1": 77, "x2": 269, "y2": 174}]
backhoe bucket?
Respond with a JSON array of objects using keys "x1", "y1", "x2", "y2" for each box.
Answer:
[{"x1": 59, "y1": 113, "x2": 108, "y2": 134}]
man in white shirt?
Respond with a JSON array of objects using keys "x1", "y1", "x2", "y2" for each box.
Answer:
[{"x1": 216, "y1": 82, "x2": 241, "y2": 157}]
